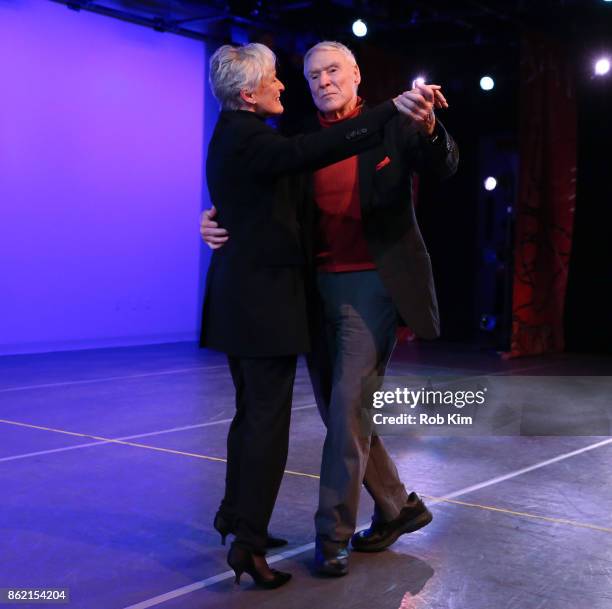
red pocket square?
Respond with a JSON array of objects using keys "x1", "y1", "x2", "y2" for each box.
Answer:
[{"x1": 376, "y1": 156, "x2": 391, "y2": 171}]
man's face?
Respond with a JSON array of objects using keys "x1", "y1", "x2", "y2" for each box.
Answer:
[{"x1": 304, "y1": 49, "x2": 361, "y2": 116}]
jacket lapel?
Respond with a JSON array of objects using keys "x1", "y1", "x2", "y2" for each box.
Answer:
[{"x1": 303, "y1": 106, "x2": 385, "y2": 213}]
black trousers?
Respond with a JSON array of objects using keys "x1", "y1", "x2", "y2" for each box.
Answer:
[{"x1": 221, "y1": 354, "x2": 297, "y2": 555}]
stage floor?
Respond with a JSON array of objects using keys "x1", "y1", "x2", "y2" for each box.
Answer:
[{"x1": 0, "y1": 341, "x2": 610, "y2": 609}]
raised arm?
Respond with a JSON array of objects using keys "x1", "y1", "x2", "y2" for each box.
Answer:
[
  {"x1": 397, "y1": 83, "x2": 459, "y2": 180},
  {"x1": 243, "y1": 100, "x2": 398, "y2": 177}
]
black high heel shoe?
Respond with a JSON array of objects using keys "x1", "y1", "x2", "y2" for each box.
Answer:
[
  {"x1": 213, "y1": 512, "x2": 232, "y2": 546},
  {"x1": 227, "y1": 544, "x2": 292, "y2": 589},
  {"x1": 213, "y1": 511, "x2": 288, "y2": 548}
]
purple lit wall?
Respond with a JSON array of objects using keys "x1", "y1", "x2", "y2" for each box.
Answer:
[{"x1": 0, "y1": 0, "x2": 216, "y2": 355}]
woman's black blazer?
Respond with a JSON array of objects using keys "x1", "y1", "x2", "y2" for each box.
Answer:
[{"x1": 200, "y1": 102, "x2": 398, "y2": 357}]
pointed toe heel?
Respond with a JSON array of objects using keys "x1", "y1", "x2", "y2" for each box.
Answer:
[{"x1": 227, "y1": 545, "x2": 291, "y2": 590}]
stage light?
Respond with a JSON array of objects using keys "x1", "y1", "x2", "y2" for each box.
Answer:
[
  {"x1": 352, "y1": 19, "x2": 367, "y2": 37},
  {"x1": 480, "y1": 314, "x2": 497, "y2": 332},
  {"x1": 594, "y1": 57, "x2": 610, "y2": 76},
  {"x1": 484, "y1": 177, "x2": 497, "y2": 191},
  {"x1": 480, "y1": 76, "x2": 495, "y2": 91}
]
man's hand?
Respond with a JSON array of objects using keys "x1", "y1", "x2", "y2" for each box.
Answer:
[
  {"x1": 200, "y1": 206, "x2": 229, "y2": 250},
  {"x1": 393, "y1": 83, "x2": 448, "y2": 136}
]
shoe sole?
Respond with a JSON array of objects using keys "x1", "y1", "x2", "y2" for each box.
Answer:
[{"x1": 351, "y1": 509, "x2": 433, "y2": 553}]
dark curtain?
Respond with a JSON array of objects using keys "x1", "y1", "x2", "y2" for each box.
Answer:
[{"x1": 506, "y1": 32, "x2": 577, "y2": 358}]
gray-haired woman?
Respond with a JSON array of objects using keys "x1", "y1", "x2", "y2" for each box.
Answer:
[{"x1": 201, "y1": 42, "x2": 406, "y2": 588}]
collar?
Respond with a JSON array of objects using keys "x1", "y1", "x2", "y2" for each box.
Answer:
[
  {"x1": 317, "y1": 97, "x2": 364, "y2": 127},
  {"x1": 221, "y1": 109, "x2": 267, "y2": 122}
]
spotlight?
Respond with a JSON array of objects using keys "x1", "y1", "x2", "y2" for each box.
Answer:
[
  {"x1": 594, "y1": 57, "x2": 610, "y2": 76},
  {"x1": 484, "y1": 177, "x2": 497, "y2": 191},
  {"x1": 480, "y1": 314, "x2": 497, "y2": 332},
  {"x1": 480, "y1": 76, "x2": 495, "y2": 91},
  {"x1": 352, "y1": 19, "x2": 367, "y2": 37}
]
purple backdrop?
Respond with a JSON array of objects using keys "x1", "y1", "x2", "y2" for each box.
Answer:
[{"x1": 0, "y1": 0, "x2": 216, "y2": 355}]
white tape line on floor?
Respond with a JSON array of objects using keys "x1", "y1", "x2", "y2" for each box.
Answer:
[{"x1": 121, "y1": 436, "x2": 612, "y2": 609}]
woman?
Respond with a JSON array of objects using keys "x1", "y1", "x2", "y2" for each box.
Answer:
[{"x1": 201, "y1": 42, "x2": 405, "y2": 588}]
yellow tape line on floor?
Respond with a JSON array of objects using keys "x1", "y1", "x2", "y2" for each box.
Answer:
[
  {"x1": 422, "y1": 495, "x2": 612, "y2": 534},
  {"x1": 0, "y1": 418, "x2": 319, "y2": 478},
  {"x1": 2, "y1": 418, "x2": 610, "y2": 529}
]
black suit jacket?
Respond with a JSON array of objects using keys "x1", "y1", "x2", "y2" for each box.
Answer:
[
  {"x1": 200, "y1": 101, "x2": 398, "y2": 357},
  {"x1": 305, "y1": 111, "x2": 459, "y2": 339}
]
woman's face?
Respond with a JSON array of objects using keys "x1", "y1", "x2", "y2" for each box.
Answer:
[{"x1": 251, "y1": 69, "x2": 285, "y2": 117}]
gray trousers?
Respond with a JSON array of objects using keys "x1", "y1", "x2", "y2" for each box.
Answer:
[{"x1": 307, "y1": 270, "x2": 409, "y2": 548}]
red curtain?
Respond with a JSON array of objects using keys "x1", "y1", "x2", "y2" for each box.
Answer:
[{"x1": 505, "y1": 32, "x2": 577, "y2": 358}]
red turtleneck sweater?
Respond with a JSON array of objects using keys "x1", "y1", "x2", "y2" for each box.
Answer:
[{"x1": 314, "y1": 99, "x2": 376, "y2": 272}]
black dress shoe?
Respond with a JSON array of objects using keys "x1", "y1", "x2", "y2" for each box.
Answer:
[
  {"x1": 314, "y1": 542, "x2": 349, "y2": 576},
  {"x1": 351, "y1": 492, "x2": 433, "y2": 552},
  {"x1": 213, "y1": 511, "x2": 288, "y2": 548}
]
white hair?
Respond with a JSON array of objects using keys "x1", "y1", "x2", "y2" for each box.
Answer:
[
  {"x1": 303, "y1": 40, "x2": 357, "y2": 75},
  {"x1": 209, "y1": 42, "x2": 277, "y2": 110}
]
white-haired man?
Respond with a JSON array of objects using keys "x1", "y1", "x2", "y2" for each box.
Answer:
[{"x1": 202, "y1": 41, "x2": 458, "y2": 576}]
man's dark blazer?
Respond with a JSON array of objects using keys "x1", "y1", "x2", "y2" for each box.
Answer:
[
  {"x1": 304, "y1": 110, "x2": 459, "y2": 339},
  {"x1": 200, "y1": 101, "x2": 399, "y2": 357}
]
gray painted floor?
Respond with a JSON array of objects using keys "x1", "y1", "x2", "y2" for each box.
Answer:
[{"x1": 0, "y1": 342, "x2": 610, "y2": 609}]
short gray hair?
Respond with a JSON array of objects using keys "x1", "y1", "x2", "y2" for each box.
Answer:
[
  {"x1": 303, "y1": 41, "x2": 357, "y2": 75},
  {"x1": 209, "y1": 43, "x2": 277, "y2": 110}
]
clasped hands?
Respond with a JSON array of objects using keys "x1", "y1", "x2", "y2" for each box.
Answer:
[{"x1": 393, "y1": 83, "x2": 448, "y2": 136}]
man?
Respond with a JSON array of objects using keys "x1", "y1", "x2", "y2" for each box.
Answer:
[{"x1": 202, "y1": 41, "x2": 458, "y2": 576}]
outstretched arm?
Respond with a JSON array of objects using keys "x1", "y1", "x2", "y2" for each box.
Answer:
[{"x1": 243, "y1": 100, "x2": 399, "y2": 177}]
